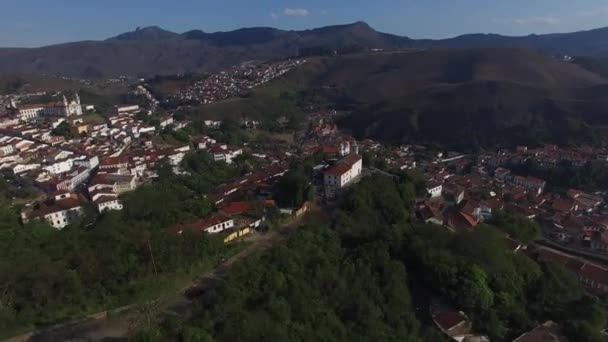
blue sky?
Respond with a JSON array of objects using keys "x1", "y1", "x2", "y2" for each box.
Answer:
[{"x1": 2, "y1": 0, "x2": 608, "y2": 47}]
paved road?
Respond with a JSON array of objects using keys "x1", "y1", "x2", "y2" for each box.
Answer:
[{"x1": 22, "y1": 218, "x2": 304, "y2": 342}]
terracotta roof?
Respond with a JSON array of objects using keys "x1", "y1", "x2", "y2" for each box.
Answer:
[
  {"x1": 28, "y1": 194, "x2": 83, "y2": 217},
  {"x1": 552, "y1": 199, "x2": 575, "y2": 213},
  {"x1": 580, "y1": 264, "x2": 608, "y2": 285},
  {"x1": 93, "y1": 195, "x2": 119, "y2": 204},
  {"x1": 433, "y1": 311, "x2": 467, "y2": 331},
  {"x1": 324, "y1": 163, "x2": 352, "y2": 177},
  {"x1": 19, "y1": 104, "x2": 45, "y2": 110},
  {"x1": 324, "y1": 154, "x2": 361, "y2": 177},
  {"x1": 170, "y1": 215, "x2": 233, "y2": 235},
  {"x1": 319, "y1": 145, "x2": 339, "y2": 155},
  {"x1": 100, "y1": 156, "x2": 129, "y2": 166},
  {"x1": 220, "y1": 202, "x2": 252, "y2": 216}
]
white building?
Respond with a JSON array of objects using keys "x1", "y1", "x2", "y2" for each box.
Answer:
[
  {"x1": 194, "y1": 136, "x2": 217, "y2": 150},
  {"x1": 13, "y1": 163, "x2": 41, "y2": 174},
  {"x1": 0, "y1": 144, "x2": 15, "y2": 156},
  {"x1": 323, "y1": 154, "x2": 363, "y2": 199},
  {"x1": 204, "y1": 120, "x2": 222, "y2": 129},
  {"x1": 113, "y1": 105, "x2": 140, "y2": 116},
  {"x1": 89, "y1": 173, "x2": 138, "y2": 195},
  {"x1": 17, "y1": 93, "x2": 82, "y2": 121},
  {"x1": 44, "y1": 159, "x2": 75, "y2": 175},
  {"x1": 57, "y1": 167, "x2": 92, "y2": 191},
  {"x1": 210, "y1": 145, "x2": 243, "y2": 164},
  {"x1": 427, "y1": 183, "x2": 443, "y2": 198},
  {"x1": 173, "y1": 215, "x2": 235, "y2": 235},
  {"x1": 159, "y1": 115, "x2": 174, "y2": 129},
  {"x1": 91, "y1": 192, "x2": 123, "y2": 213},
  {"x1": 21, "y1": 192, "x2": 84, "y2": 230}
]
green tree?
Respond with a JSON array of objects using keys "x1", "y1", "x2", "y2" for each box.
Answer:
[{"x1": 51, "y1": 122, "x2": 74, "y2": 139}]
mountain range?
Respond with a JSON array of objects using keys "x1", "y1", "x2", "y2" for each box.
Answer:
[{"x1": 2, "y1": 22, "x2": 608, "y2": 78}]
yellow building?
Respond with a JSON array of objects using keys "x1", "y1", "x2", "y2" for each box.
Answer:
[
  {"x1": 72, "y1": 124, "x2": 89, "y2": 135},
  {"x1": 224, "y1": 227, "x2": 251, "y2": 243}
]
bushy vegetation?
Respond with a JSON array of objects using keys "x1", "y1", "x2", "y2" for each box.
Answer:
[
  {"x1": 50, "y1": 121, "x2": 74, "y2": 139},
  {"x1": 489, "y1": 210, "x2": 540, "y2": 243},
  {"x1": 139, "y1": 175, "x2": 605, "y2": 341}
]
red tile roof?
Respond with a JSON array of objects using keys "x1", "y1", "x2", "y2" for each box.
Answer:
[
  {"x1": 28, "y1": 194, "x2": 84, "y2": 217},
  {"x1": 552, "y1": 199, "x2": 575, "y2": 213},
  {"x1": 324, "y1": 154, "x2": 361, "y2": 177},
  {"x1": 100, "y1": 156, "x2": 129, "y2": 166},
  {"x1": 220, "y1": 202, "x2": 252, "y2": 216},
  {"x1": 324, "y1": 163, "x2": 352, "y2": 177},
  {"x1": 580, "y1": 264, "x2": 608, "y2": 285},
  {"x1": 170, "y1": 215, "x2": 232, "y2": 235},
  {"x1": 93, "y1": 195, "x2": 119, "y2": 204},
  {"x1": 433, "y1": 311, "x2": 467, "y2": 331}
]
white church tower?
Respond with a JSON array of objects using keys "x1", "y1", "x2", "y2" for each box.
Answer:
[{"x1": 66, "y1": 92, "x2": 83, "y2": 116}]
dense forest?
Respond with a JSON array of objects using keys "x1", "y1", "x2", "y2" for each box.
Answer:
[
  {"x1": 0, "y1": 153, "x2": 255, "y2": 336},
  {"x1": 136, "y1": 175, "x2": 606, "y2": 341}
]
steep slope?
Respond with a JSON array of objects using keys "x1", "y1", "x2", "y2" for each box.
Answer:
[
  {"x1": 265, "y1": 49, "x2": 608, "y2": 148},
  {"x1": 3, "y1": 22, "x2": 608, "y2": 78}
]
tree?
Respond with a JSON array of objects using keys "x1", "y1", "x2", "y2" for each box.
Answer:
[
  {"x1": 274, "y1": 169, "x2": 310, "y2": 208},
  {"x1": 182, "y1": 327, "x2": 214, "y2": 342},
  {"x1": 51, "y1": 122, "x2": 74, "y2": 139},
  {"x1": 531, "y1": 262, "x2": 584, "y2": 319},
  {"x1": 490, "y1": 210, "x2": 540, "y2": 243}
]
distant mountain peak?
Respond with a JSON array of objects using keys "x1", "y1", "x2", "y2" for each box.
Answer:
[
  {"x1": 350, "y1": 21, "x2": 372, "y2": 28},
  {"x1": 108, "y1": 26, "x2": 179, "y2": 41}
]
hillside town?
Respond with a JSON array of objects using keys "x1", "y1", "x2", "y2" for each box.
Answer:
[
  {"x1": 5, "y1": 86, "x2": 608, "y2": 279},
  {"x1": 151, "y1": 59, "x2": 307, "y2": 105},
  {"x1": 3, "y1": 85, "x2": 608, "y2": 341}
]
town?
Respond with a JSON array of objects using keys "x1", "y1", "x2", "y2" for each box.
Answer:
[
  {"x1": 145, "y1": 59, "x2": 307, "y2": 106},
  {"x1": 3, "y1": 81, "x2": 608, "y2": 340},
  {"x1": 5, "y1": 3, "x2": 608, "y2": 340}
]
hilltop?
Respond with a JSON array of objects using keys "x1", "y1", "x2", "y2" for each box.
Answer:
[{"x1": 3, "y1": 22, "x2": 608, "y2": 78}]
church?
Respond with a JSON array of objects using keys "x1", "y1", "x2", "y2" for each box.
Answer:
[{"x1": 15, "y1": 92, "x2": 83, "y2": 121}]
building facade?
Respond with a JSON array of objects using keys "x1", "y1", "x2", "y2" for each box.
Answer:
[{"x1": 323, "y1": 154, "x2": 363, "y2": 199}]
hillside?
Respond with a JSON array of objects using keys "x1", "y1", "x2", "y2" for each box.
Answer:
[
  {"x1": 253, "y1": 49, "x2": 608, "y2": 148},
  {"x1": 2, "y1": 22, "x2": 608, "y2": 78}
]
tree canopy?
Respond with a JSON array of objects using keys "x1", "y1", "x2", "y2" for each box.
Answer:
[{"x1": 145, "y1": 175, "x2": 606, "y2": 342}]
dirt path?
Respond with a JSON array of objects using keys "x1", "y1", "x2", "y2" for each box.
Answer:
[{"x1": 22, "y1": 216, "x2": 306, "y2": 342}]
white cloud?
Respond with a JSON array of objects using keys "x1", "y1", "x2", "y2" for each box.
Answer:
[
  {"x1": 577, "y1": 7, "x2": 608, "y2": 17},
  {"x1": 270, "y1": 12, "x2": 279, "y2": 20},
  {"x1": 493, "y1": 16, "x2": 560, "y2": 26},
  {"x1": 283, "y1": 8, "x2": 310, "y2": 17}
]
